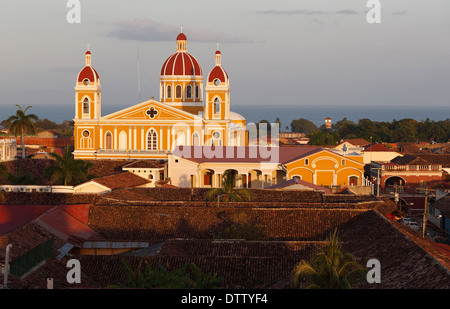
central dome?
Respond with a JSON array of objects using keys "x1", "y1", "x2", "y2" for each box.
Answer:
[{"x1": 160, "y1": 32, "x2": 202, "y2": 77}]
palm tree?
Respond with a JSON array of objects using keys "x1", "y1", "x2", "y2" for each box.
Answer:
[
  {"x1": 7, "y1": 105, "x2": 38, "y2": 159},
  {"x1": 44, "y1": 147, "x2": 92, "y2": 186},
  {"x1": 206, "y1": 170, "x2": 252, "y2": 202},
  {"x1": 292, "y1": 229, "x2": 367, "y2": 289}
]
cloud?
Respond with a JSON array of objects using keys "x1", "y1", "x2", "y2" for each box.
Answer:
[
  {"x1": 259, "y1": 9, "x2": 329, "y2": 16},
  {"x1": 335, "y1": 10, "x2": 358, "y2": 15},
  {"x1": 107, "y1": 18, "x2": 252, "y2": 43},
  {"x1": 259, "y1": 9, "x2": 359, "y2": 16},
  {"x1": 392, "y1": 10, "x2": 407, "y2": 16}
]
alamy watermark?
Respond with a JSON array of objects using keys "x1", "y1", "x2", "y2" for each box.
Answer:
[
  {"x1": 367, "y1": 0, "x2": 382, "y2": 24},
  {"x1": 66, "y1": 0, "x2": 81, "y2": 24}
]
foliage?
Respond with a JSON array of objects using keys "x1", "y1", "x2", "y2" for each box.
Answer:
[
  {"x1": 292, "y1": 229, "x2": 367, "y2": 289},
  {"x1": 286, "y1": 116, "x2": 450, "y2": 144},
  {"x1": 111, "y1": 262, "x2": 224, "y2": 289},
  {"x1": 6, "y1": 105, "x2": 38, "y2": 159},
  {"x1": 308, "y1": 131, "x2": 340, "y2": 146},
  {"x1": 206, "y1": 170, "x2": 252, "y2": 202},
  {"x1": 429, "y1": 181, "x2": 450, "y2": 190},
  {"x1": 34, "y1": 118, "x2": 74, "y2": 137},
  {"x1": 335, "y1": 117, "x2": 450, "y2": 143},
  {"x1": 44, "y1": 147, "x2": 92, "y2": 186},
  {"x1": 3, "y1": 167, "x2": 40, "y2": 185},
  {"x1": 290, "y1": 118, "x2": 318, "y2": 134}
]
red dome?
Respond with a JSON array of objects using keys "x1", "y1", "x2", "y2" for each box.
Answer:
[
  {"x1": 208, "y1": 65, "x2": 228, "y2": 83},
  {"x1": 77, "y1": 66, "x2": 99, "y2": 83},
  {"x1": 161, "y1": 52, "x2": 202, "y2": 76},
  {"x1": 177, "y1": 32, "x2": 187, "y2": 41}
]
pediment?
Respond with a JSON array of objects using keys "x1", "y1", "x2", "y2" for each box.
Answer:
[{"x1": 102, "y1": 100, "x2": 198, "y2": 121}]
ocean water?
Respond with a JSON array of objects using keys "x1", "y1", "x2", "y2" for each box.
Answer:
[
  {"x1": 233, "y1": 105, "x2": 450, "y2": 129},
  {"x1": 0, "y1": 104, "x2": 448, "y2": 128}
]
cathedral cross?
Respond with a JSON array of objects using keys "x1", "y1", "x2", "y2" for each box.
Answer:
[{"x1": 146, "y1": 107, "x2": 158, "y2": 119}]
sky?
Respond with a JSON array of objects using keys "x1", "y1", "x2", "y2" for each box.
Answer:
[{"x1": 0, "y1": 0, "x2": 449, "y2": 122}]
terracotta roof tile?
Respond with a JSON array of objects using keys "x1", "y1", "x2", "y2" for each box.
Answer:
[
  {"x1": 91, "y1": 172, "x2": 150, "y2": 190},
  {"x1": 123, "y1": 160, "x2": 166, "y2": 169}
]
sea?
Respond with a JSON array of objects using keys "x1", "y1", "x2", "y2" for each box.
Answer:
[{"x1": 0, "y1": 104, "x2": 449, "y2": 128}]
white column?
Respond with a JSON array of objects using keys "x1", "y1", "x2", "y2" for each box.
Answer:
[
  {"x1": 99, "y1": 126, "x2": 103, "y2": 149},
  {"x1": 141, "y1": 126, "x2": 145, "y2": 150},
  {"x1": 134, "y1": 126, "x2": 137, "y2": 150},
  {"x1": 114, "y1": 126, "x2": 117, "y2": 150},
  {"x1": 129, "y1": 127, "x2": 132, "y2": 149}
]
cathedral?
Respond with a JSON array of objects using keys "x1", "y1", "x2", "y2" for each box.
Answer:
[{"x1": 73, "y1": 31, "x2": 247, "y2": 160}]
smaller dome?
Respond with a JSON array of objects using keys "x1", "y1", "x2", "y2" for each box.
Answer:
[
  {"x1": 177, "y1": 32, "x2": 187, "y2": 41},
  {"x1": 77, "y1": 66, "x2": 99, "y2": 83},
  {"x1": 77, "y1": 50, "x2": 99, "y2": 83},
  {"x1": 207, "y1": 49, "x2": 228, "y2": 84},
  {"x1": 208, "y1": 66, "x2": 228, "y2": 84}
]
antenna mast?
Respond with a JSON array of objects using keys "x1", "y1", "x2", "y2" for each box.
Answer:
[{"x1": 137, "y1": 49, "x2": 141, "y2": 103}]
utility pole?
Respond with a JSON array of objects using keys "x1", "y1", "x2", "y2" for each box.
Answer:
[
  {"x1": 371, "y1": 165, "x2": 382, "y2": 197},
  {"x1": 417, "y1": 187, "x2": 436, "y2": 238},
  {"x1": 3, "y1": 244, "x2": 12, "y2": 289}
]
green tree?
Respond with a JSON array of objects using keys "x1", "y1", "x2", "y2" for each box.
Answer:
[
  {"x1": 290, "y1": 118, "x2": 318, "y2": 134},
  {"x1": 292, "y1": 229, "x2": 367, "y2": 289},
  {"x1": 44, "y1": 147, "x2": 92, "y2": 186},
  {"x1": 308, "y1": 131, "x2": 340, "y2": 146},
  {"x1": 7, "y1": 105, "x2": 38, "y2": 159},
  {"x1": 4, "y1": 167, "x2": 40, "y2": 185},
  {"x1": 206, "y1": 170, "x2": 252, "y2": 202}
]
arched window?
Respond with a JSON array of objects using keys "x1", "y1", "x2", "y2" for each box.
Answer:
[
  {"x1": 214, "y1": 97, "x2": 220, "y2": 115},
  {"x1": 167, "y1": 85, "x2": 172, "y2": 99},
  {"x1": 83, "y1": 98, "x2": 89, "y2": 114},
  {"x1": 105, "y1": 132, "x2": 112, "y2": 150},
  {"x1": 195, "y1": 84, "x2": 199, "y2": 99},
  {"x1": 186, "y1": 85, "x2": 192, "y2": 99},
  {"x1": 147, "y1": 129, "x2": 158, "y2": 151},
  {"x1": 192, "y1": 132, "x2": 200, "y2": 146},
  {"x1": 119, "y1": 131, "x2": 127, "y2": 150},
  {"x1": 177, "y1": 131, "x2": 186, "y2": 146},
  {"x1": 176, "y1": 85, "x2": 182, "y2": 99}
]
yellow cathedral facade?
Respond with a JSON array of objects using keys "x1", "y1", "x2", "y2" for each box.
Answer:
[{"x1": 73, "y1": 31, "x2": 247, "y2": 160}]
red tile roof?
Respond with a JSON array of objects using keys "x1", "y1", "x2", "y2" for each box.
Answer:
[
  {"x1": 91, "y1": 172, "x2": 150, "y2": 190},
  {"x1": 0, "y1": 205, "x2": 55, "y2": 235},
  {"x1": 267, "y1": 178, "x2": 332, "y2": 193},
  {"x1": 364, "y1": 143, "x2": 395, "y2": 152},
  {"x1": 122, "y1": 160, "x2": 165, "y2": 169},
  {"x1": 172, "y1": 146, "x2": 322, "y2": 164},
  {"x1": 343, "y1": 138, "x2": 371, "y2": 147}
]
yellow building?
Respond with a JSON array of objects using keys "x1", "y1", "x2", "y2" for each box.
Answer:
[
  {"x1": 73, "y1": 31, "x2": 247, "y2": 160},
  {"x1": 169, "y1": 146, "x2": 367, "y2": 188}
]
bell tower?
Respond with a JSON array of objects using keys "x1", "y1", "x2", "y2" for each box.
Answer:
[
  {"x1": 205, "y1": 48, "x2": 230, "y2": 121},
  {"x1": 75, "y1": 49, "x2": 101, "y2": 120}
]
